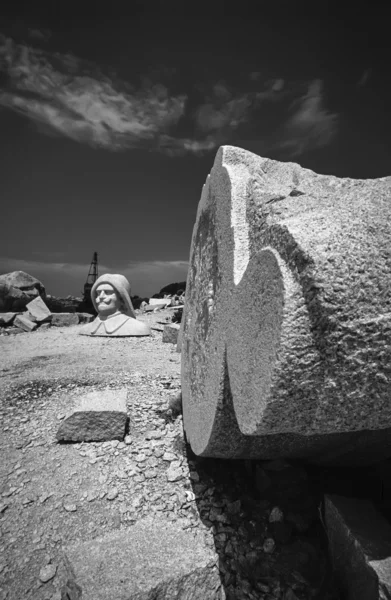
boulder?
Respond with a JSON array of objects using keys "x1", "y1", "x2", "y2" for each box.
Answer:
[
  {"x1": 181, "y1": 145, "x2": 391, "y2": 464},
  {"x1": 56, "y1": 389, "x2": 128, "y2": 442},
  {"x1": 51, "y1": 313, "x2": 79, "y2": 327},
  {"x1": 0, "y1": 312, "x2": 17, "y2": 326},
  {"x1": 26, "y1": 296, "x2": 52, "y2": 323},
  {"x1": 0, "y1": 271, "x2": 45, "y2": 298},
  {"x1": 13, "y1": 314, "x2": 37, "y2": 332},
  {"x1": 58, "y1": 516, "x2": 220, "y2": 599},
  {"x1": 0, "y1": 282, "x2": 30, "y2": 312},
  {"x1": 162, "y1": 323, "x2": 180, "y2": 344},
  {"x1": 325, "y1": 495, "x2": 391, "y2": 599}
]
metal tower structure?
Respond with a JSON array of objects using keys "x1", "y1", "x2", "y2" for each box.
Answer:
[{"x1": 83, "y1": 251, "x2": 99, "y2": 302}]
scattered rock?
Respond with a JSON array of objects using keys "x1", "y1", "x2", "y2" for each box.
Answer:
[
  {"x1": 162, "y1": 323, "x2": 180, "y2": 344},
  {"x1": 76, "y1": 312, "x2": 95, "y2": 324},
  {"x1": 51, "y1": 313, "x2": 79, "y2": 327},
  {"x1": 39, "y1": 563, "x2": 57, "y2": 583},
  {"x1": 14, "y1": 314, "x2": 38, "y2": 332},
  {"x1": 0, "y1": 312, "x2": 16, "y2": 326},
  {"x1": 106, "y1": 487, "x2": 119, "y2": 501},
  {"x1": 63, "y1": 503, "x2": 77, "y2": 513},
  {"x1": 26, "y1": 296, "x2": 52, "y2": 323},
  {"x1": 263, "y1": 538, "x2": 276, "y2": 554}
]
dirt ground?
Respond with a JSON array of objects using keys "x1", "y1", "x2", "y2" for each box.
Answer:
[{"x1": 0, "y1": 311, "x2": 340, "y2": 600}]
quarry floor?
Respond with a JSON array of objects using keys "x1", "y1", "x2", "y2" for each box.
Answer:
[{"x1": 0, "y1": 310, "x2": 340, "y2": 600}]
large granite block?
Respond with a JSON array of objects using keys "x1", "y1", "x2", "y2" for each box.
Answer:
[
  {"x1": 181, "y1": 145, "x2": 391, "y2": 464},
  {"x1": 56, "y1": 389, "x2": 128, "y2": 442}
]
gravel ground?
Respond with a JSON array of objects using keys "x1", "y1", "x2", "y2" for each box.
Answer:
[{"x1": 0, "y1": 311, "x2": 340, "y2": 600}]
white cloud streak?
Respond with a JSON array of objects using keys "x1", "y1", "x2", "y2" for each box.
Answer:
[
  {"x1": 275, "y1": 79, "x2": 338, "y2": 157},
  {"x1": 0, "y1": 36, "x2": 338, "y2": 158}
]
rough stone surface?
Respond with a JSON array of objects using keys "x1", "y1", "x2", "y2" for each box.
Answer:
[
  {"x1": 26, "y1": 296, "x2": 52, "y2": 323},
  {"x1": 14, "y1": 313, "x2": 38, "y2": 332},
  {"x1": 325, "y1": 495, "x2": 391, "y2": 600},
  {"x1": 51, "y1": 313, "x2": 79, "y2": 327},
  {"x1": 0, "y1": 312, "x2": 16, "y2": 326},
  {"x1": 56, "y1": 388, "x2": 128, "y2": 442},
  {"x1": 162, "y1": 323, "x2": 180, "y2": 344},
  {"x1": 181, "y1": 145, "x2": 391, "y2": 464},
  {"x1": 59, "y1": 516, "x2": 221, "y2": 600}
]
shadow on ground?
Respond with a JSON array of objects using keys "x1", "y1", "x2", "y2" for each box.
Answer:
[{"x1": 182, "y1": 441, "x2": 341, "y2": 600}]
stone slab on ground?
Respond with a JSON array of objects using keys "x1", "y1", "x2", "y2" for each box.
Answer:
[
  {"x1": 0, "y1": 312, "x2": 17, "y2": 326},
  {"x1": 14, "y1": 313, "x2": 37, "y2": 332},
  {"x1": 162, "y1": 323, "x2": 180, "y2": 344},
  {"x1": 59, "y1": 516, "x2": 221, "y2": 600},
  {"x1": 26, "y1": 295, "x2": 52, "y2": 323},
  {"x1": 56, "y1": 388, "x2": 128, "y2": 442},
  {"x1": 324, "y1": 494, "x2": 391, "y2": 600},
  {"x1": 51, "y1": 312, "x2": 79, "y2": 327}
]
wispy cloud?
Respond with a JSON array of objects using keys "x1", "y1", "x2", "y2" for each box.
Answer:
[
  {"x1": 274, "y1": 79, "x2": 338, "y2": 158},
  {"x1": 357, "y1": 68, "x2": 371, "y2": 87},
  {"x1": 0, "y1": 36, "x2": 337, "y2": 158},
  {"x1": 0, "y1": 36, "x2": 187, "y2": 153},
  {"x1": 0, "y1": 257, "x2": 188, "y2": 297}
]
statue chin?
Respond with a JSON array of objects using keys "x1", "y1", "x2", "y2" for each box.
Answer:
[{"x1": 79, "y1": 312, "x2": 151, "y2": 337}]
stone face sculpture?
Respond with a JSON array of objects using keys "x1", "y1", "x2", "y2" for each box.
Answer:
[
  {"x1": 79, "y1": 274, "x2": 150, "y2": 337},
  {"x1": 181, "y1": 145, "x2": 391, "y2": 465}
]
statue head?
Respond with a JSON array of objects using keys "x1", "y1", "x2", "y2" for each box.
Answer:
[{"x1": 91, "y1": 274, "x2": 136, "y2": 319}]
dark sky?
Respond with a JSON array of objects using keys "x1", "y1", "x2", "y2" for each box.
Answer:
[{"x1": 1, "y1": 2, "x2": 391, "y2": 297}]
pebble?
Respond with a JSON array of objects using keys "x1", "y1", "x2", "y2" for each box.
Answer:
[
  {"x1": 63, "y1": 503, "x2": 77, "y2": 512},
  {"x1": 39, "y1": 563, "x2": 57, "y2": 583},
  {"x1": 166, "y1": 467, "x2": 184, "y2": 482},
  {"x1": 263, "y1": 538, "x2": 276, "y2": 554},
  {"x1": 269, "y1": 507, "x2": 284, "y2": 523},
  {"x1": 106, "y1": 487, "x2": 118, "y2": 501}
]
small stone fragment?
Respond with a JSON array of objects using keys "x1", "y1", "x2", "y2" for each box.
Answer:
[
  {"x1": 269, "y1": 507, "x2": 284, "y2": 523},
  {"x1": 107, "y1": 487, "x2": 118, "y2": 501},
  {"x1": 162, "y1": 323, "x2": 180, "y2": 344},
  {"x1": 39, "y1": 563, "x2": 57, "y2": 583},
  {"x1": 63, "y1": 503, "x2": 77, "y2": 512},
  {"x1": 166, "y1": 466, "x2": 184, "y2": 482},
  {"x1": 263, "y1": 538, "x2": 276, "y2": 554}
]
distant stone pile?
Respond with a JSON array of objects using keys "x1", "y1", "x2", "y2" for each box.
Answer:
[{"x1": 0, "y1": 271, "x2": 93, "y2": 335}]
